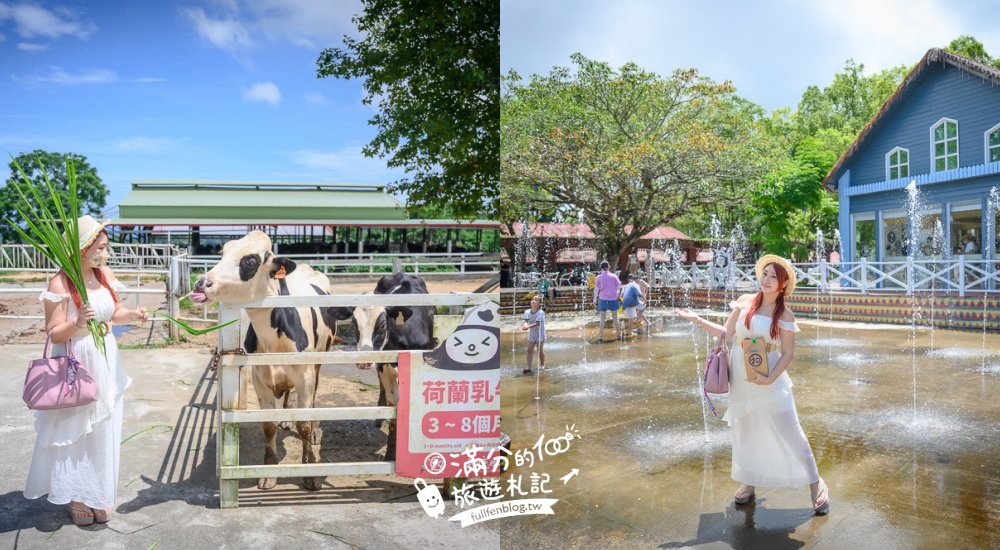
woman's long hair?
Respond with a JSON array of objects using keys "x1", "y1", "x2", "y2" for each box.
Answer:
[
  {"x1": 66, "y1": 229, "x2": 120, "y2": 309},
  {"x1": 744, "y1": 262, "x2": 788, "y2": 339}
]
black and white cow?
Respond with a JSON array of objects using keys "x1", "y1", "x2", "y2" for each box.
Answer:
[
  {"x1": 331, "y1": 272, "x2": 436, "y2": 461},
  {"x1": 190, "y1": 231, "x2": 346, "y2": 491}
]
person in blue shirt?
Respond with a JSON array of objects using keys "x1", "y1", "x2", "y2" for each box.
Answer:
[{"x1": 620, "y1": 273, "x2": 643, "y2": 339}]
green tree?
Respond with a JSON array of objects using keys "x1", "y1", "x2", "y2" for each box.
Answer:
[
  {"x1": 503, "y1": 54, "x2": 774, "y2": 271},
  {"x1": 794, "y1": 59, "x2": 909, "y2": 139},
  {"x1": 750, "y1": 131, "x2": 846, "y2": 259},
  {"x1": 946, "y1": 35, "x2": 1000, "y2": 68},
  {"x1": 1, "y1": 151, "x2": 108, "y2": 243},
  {"x1": 317, "y1": 0, "x2": 499, "y2": 220}
]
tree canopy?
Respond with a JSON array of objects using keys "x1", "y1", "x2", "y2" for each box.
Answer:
[
  {"x1": 1, "y1": 151, "x2": 108, "y2": 243},
  {"x1": 502, "y1": 54, "x2": 775, "y2": 270},
  {"x1": 946, "y1": 35, "x2": 1000, "y2": 69},
  {"x1": 317, "y1": 0, "x2": 499, "y2": 220}
]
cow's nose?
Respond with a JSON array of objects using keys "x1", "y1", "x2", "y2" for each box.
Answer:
[{"x1": 194, "y1": 276, "x2": 212, "y2": 291}]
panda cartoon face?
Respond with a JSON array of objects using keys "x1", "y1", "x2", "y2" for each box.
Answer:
[
  {"x1": 422, "y1": 301, "x2": 501, "y2": 371},
  {"x1": 445, "y1": 327, "x2": 499, "y2": 365}
]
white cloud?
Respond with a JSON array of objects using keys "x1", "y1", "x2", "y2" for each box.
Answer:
[
  {"x1": 243, "y1": 81, "x2": 281, "y2": 104},
  {"x1": 180, "y1": 7, "x2": 252, "y2": 52},
  {"x1": 178, "y1": 0, "x2": 360, "y2": 55},
  {"x1": 0, "y1": 2, "x2": 96, "y2": 40},
  {"x1": 16, "y1": 42, "x2": 48, "y2": 52},
  {"x1": 134, "y1": 77, "x2": 168, "y2": 83},
  {"x1": 13, "y1": 66, "x2": 118, "y2": 86},
  {"x1": 114, "y1": 137, "x2": 179, "y2": 153},
  {"x1": 244, "y1": 0, "x2": 360, "y2": 47},
  {"x1": 501, "y1": 0, "x2": 1000, "y2": 113},
  {"x1": 304, "y1": 92, "x2": 326, "y2": 105},
  {"x1": 286, "y1": 146, "x2": 405, "y2": 182}
]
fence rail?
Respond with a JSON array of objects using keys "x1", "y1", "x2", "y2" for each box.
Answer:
[
  {"x1": 647, "y1": 257, "x2": 1000, "y2": 297},
  {"x1": 0, "y1": 243, "x2": 177, "y2": 270}
]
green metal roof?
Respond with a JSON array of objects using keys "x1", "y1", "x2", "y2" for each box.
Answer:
[
  {"x1": 117, "y1": 181, "x2": 407, "y2": 222},
  {"x1": 108, "y1": 218, "x2": 500, "y2": 228}
]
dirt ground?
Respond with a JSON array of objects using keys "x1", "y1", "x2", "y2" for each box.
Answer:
[{"x1": 1, "y1": 274, "x2": 493, "y2": 487}]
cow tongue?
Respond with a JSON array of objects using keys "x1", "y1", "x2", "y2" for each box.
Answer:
[{"x1": 189, "y1": 290, "x2": 207, "y2": 303}]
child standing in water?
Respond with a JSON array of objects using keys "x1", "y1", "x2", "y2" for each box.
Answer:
[{"x1": 521, "y1": 295, "x2": 546, "y2": 374}]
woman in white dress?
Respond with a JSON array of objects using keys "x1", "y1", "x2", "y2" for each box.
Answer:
[
  {"x1": 674, "y1": 254, "x2": 829, "y2": 515},
  {"x1": 24, "y1": 216, "x2": 148, "y2": 526}
]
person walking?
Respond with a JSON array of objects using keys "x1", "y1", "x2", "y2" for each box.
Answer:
[
  {"x1": 592, "y1": 261, "x2": 621, "y2": 342},
  {"x1": 674, "y1": 254, "x2": 829, "y2": 515},
  {"x1": 521, "y1": 295, "x2": 546, "y2": 374},
  {"x1": 619, "y1": 273, "x2": 642, "y2": 340},
  {"x1": 24, "y1": 216, "x2": 149, "y2": 526}
]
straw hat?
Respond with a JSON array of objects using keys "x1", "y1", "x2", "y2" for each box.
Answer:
[
  {"x1": 77, "y1": 215, "x2": 110, "y2": 250},
  {"x1": 755, "y1": 254, "x2": 796, "y2": 296}
]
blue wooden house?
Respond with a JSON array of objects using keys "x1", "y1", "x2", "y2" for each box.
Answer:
[{"x1": 824, "y1": 48, "x2": 1000, "y2": 265}]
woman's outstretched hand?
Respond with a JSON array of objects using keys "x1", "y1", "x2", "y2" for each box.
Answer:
[{"x1": 674, "y1": 308, "x2": 700, "y2": 323}]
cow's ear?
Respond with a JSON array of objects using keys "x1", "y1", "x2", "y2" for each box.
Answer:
[
  {"x1": 386, "y1": 306, "x2": 413, "y2": 324},
  {"x1": 328, "y1": 306, "x2": 355, "y2": 320},
  {"x1": 270, "y1": 257, "x2": 298, "y2": 279}
]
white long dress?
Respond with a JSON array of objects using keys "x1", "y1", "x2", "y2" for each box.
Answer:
[
  {"x1": 24, "y1": 283, "x2": 131, "y2": 509},
  {"x1": 722, "y1": 301, "x2": 820, "y2": 488}
]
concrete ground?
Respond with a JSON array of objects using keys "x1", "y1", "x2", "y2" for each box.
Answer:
[{"x1": 0, "y1": 344, "x2": 500, "y2": 549}]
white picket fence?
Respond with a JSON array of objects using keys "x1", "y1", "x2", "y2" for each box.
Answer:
[{"x1": 651, "y1": 257, "x2": 1000, "y2": 297}]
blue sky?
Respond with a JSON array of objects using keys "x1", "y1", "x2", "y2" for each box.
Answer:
[
  {"x1": 0, "y1": 0, "x2": 406, "y2": 212},
  {"x1": 502, "y1": 0, "x2": 1000, "y2": 113}
]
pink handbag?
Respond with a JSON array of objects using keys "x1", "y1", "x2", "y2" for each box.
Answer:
[
  {"x1": 703, "y1": 329, "x2": 729, "y2": 416},
  {"x1": 22, "y1": 332, "x2": 98, "y2": 410}
]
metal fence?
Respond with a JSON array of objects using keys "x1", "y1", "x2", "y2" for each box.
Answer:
[
  {"x1": 0, "y1": 243, "x2": 178, "y2": 270},
  {"x1": 649, "y1": 257, "x2": 1000, "y2": 297}
]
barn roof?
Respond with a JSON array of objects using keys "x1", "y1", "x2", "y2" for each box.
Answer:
[
  {"x1": 823, "y1": 48, "x2": 1000, "y2": 191},
  {"x1": 113, "y1": 181, "x2": 408, "y2": 225}
]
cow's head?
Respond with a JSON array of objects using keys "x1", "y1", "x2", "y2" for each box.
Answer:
[
  {"x1": 329, "y1": 304, "x2": 413, "y2": 369},
  {"x1": 190, "y1": 231, "x2": 292, "y2": 304}
]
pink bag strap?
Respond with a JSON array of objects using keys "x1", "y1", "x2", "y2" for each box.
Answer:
[
  {"x1": 41, "y1": 330, "x2": 75, "y2": 359},
  {"x1": 715, "y1": 329, "x2": 728, "y2": 350}
]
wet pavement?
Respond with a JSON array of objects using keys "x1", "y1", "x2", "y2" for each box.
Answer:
[{"x1": 499, "y1": 314, "x2": 1000, "y2": 549}]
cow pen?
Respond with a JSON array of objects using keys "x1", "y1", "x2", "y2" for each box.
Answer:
[{"x1": 213, "y1": 292, "x2": 499, "y2": 509}]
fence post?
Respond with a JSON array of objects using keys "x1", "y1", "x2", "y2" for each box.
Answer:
[
  {"x1": 958, "y1": 255, "x2": 966, "y2": 298},
  {"x1": 167, "y1": 256, "x2": 181, "y2": 340},
  {"x1": 860, "y1": 258, "x2": 868, "y2": 294},
  {"x1": 217, "y1": 303, "x2": 243, "y2": 509},
  {"x1": 392, "y1": 257, "x2": 402, "y2": 273}
]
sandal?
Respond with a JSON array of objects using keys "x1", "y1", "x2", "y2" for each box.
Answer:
[
  {"x1": 812, "y1": 479, "x2": 830, "y2": 516},
  {"x1": 92, "y1": 508, "x2": 112, "y2": 523},
  {"x1": 734, "y1": 483, "x2": 755, "y2": 505},
  {"x1": 522, "y1": 368, "x2": 533, "y2": 375},
  {"x1": 68, "y1": 503, "x2": 94, "y2": 526}
]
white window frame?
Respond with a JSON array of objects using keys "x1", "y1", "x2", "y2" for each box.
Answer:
[
  {"x1": 985, "y1": 122, "x2": 1000, "y2": 164},
  {"x1": 930, "y1": 117, "x2": 959, "y2": 173},
  {"x1": 884, "y1": 147, "x2": 909, "y2": 181}
]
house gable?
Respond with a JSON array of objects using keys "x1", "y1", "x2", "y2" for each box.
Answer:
[{"x1": 845, "y1": 65, "x2": 1000, "y2": 190}]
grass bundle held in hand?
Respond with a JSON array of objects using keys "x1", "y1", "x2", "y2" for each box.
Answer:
[
  {"x1": 5, "y1": 155, "x2": 107, "y2": 358},
  {"x1": 150, "y1": 311, "x2": 238, "y2": 336}
]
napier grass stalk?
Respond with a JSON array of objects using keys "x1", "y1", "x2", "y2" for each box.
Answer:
[{"x1": 5, "y1": 155, "x2": 107, "y2": 358}]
